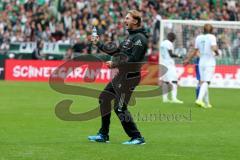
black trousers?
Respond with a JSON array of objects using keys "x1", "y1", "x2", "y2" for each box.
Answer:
[{"x1": 98, "y1": 73, "x2": 142, "y2": 138}]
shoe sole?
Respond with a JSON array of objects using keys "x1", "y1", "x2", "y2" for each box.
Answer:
[
  {"x1": 122, "y1": 142, "x2": 146, "y2": 145},
  {"x1": 164, "y1": 100, "x2": 183, "y2": 104},
  {"x1": 171, "y1": 102, "x2": 184, "y2": 104},
  {"x1": 89, "y1": 139, "x2": 110, "y2": 143}
]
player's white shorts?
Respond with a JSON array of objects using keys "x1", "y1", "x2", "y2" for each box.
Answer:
[
  {"x1": 199, "y1": 65, "x2": 215, "y2": 82},
  {"x1": 161, "y1": 64, "x2": 178, "y2": 82}
]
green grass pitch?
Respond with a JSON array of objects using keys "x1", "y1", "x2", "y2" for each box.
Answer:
[{"x1": 0, "y1": 81, "x2": 239, "y2": 160}]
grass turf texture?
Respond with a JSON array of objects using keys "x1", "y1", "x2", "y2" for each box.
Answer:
[{"x1": 0, "y1": 81, "x2": 239, "y2": 160}]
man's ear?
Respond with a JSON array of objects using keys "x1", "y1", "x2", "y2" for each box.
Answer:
[{"x1": 133, "y1": 19, "x2": 138, "y2": 25}]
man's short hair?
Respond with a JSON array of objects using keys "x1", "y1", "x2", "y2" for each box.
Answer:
[
  {"x1": 204, "y1": 24, "x2": 213, "y2": 34},
  {"x1": 128, "y1": 10, "x2": 142, "y2": 27},
  {"x1": 167, "y1": 32, "x2": 176, "y2": 42}
]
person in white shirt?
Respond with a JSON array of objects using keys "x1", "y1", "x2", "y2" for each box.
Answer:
[
  {"x1": 160, "y1": 32, "x2": 183, "y2": 104},
  {"x1": 184, "y1": 24, "x2": 219, "y2": 108}
]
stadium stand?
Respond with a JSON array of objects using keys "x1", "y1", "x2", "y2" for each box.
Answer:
[{"x1": 0, "y1": 0, "x2": 239, "y2": 63}]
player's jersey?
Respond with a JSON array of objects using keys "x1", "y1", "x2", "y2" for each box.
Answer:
[
  {"x1": 160, "y1": 40, "x2": 174, "y2": 65},
  {"x1": 195, "y1": 34, "x2": 217, "y2": 67}
]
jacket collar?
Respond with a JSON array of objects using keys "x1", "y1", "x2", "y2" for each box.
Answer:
[{"x1": 127, "y1": 28, "x2": 145, "y2": 34}]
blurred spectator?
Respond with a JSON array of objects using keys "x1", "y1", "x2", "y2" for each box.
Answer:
[
  {"x1": 232, "y1": 32, "x2": 240, "y2": 62},
  {"x1": 0, "y1": 0, "x2": 238, "y2": 61},
  {"x1": 72, "y1": 37, "x2": 87, "y2": 54}
]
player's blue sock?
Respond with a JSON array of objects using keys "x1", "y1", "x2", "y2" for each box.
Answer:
[{"x1": 196, "y1": 84, "x2": 200, "y2": 99}]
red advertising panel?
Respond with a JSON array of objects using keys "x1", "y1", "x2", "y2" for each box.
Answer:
[
  {"x1": 5, "y1": 59, "x2": 158, "y2": 85},
  {"x1": 5, "y1": 59, "x2": 113, "y2": 83},
  {"x1": 5, "y1": 60, "x2": 240, "y2": 88}
]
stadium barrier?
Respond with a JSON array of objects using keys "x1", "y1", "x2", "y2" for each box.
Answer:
[
  {"x1": 4, "y1": 59, "x2": 240, "y2": 88},
  {"x1": 176, "y1": 65, "x2": 240, "y2": 88},
  {"x1": 4, "y1": 59, "x2": 158, "y2": 85},
  {"x1": 5, "y1": 59, "x2": 112, "y2": 83},
  {"x1": 7, "y1": 42, "x2": 71, "y2": 60}
]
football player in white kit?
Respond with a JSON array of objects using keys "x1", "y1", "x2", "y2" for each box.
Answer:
[
  {"x1": 184, "y1": 24, "x2": 219, "y2": 108},
  {"x1": 160, "y1": 32, "x2": 183, "y2": 104}
]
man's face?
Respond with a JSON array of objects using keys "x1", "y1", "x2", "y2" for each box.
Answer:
[{"x1": 124, "y1": 13, "x2": 136, "y2": 30}]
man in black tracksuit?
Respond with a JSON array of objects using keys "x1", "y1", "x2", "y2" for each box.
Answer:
[{"x1": 88, "y1": 10, "x2": 148, "y2": 145}]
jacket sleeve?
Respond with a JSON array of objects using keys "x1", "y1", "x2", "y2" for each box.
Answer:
[{"x1": 96, "y1": 41, "x2": 120, "y2": 55}]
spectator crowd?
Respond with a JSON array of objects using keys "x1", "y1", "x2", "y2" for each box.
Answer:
[{"x1": 0, "y1": 0, "x2": 239, "y2": 61}]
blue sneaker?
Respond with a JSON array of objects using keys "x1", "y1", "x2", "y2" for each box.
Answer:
[
  {"x1": 122, "y1": 137, "x2": 145, "y2": 145},
  {"x1": 88, "y1": 133, "x2": 109, "y2": 143}
]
